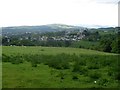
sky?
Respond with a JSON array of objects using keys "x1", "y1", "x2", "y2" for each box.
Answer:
[{"x1": 0, "y1": 0, "x2": 119, "y2": 27}]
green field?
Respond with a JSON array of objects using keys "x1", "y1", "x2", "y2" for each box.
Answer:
[
  {"x1": 2, "y1": 46, "x2": 117, "y2": 55},
  {"x1": 2, "y1": 46, "x2": 119, "y2": 88}
]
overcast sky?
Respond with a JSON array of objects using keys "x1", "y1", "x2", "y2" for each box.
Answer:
[{"x1": 0, "y1": 0, "x2": 119, "y2": 27}]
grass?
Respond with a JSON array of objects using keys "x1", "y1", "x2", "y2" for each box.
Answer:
[
  {"x1": 71, "y1": 40, "x2": 99, "y2": 49},
  {"x1": 2, "y1": 46, "x2": 117, "y2": 56},
  {"x1": 3, "y1": 62, "x2": 56, "y2": 88},
  {"x1": 2, "y1": 46, "x2": 119, "y2": 88},
  {"x1": 3, "y1": 62, "x2": 87, "y2": 88},
  {"x1": 2, "y1": 61, "x2": 119, "y2": 88}
]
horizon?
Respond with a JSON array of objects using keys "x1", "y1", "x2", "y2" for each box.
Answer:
[
  {"x1": 1, "y1": 23, "x2": 117, "y2": 29},
  {"x1": 0, "y1": 0, "x2": 119, "y2": 27}
]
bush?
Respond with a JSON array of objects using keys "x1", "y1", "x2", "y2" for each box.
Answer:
[
  {"x1": 57, "y1": 71, "x2": 65, "y2": 80},
  {"x1": 72, "y1": 62, "x2": 88, "y2": 75},
  {"x1": 89, "y1": 71, "x2": 101, "y2": 80},
  {"x1": 88, "y1": 64, "x2": 99, "y2": 69},
  {"x1": 40, "y1": 49, "x2": 44, "y2": 51},
  {"x1": 79, "y1": 59, "x2": 86, "y2": 66},
  {"x1": 98, "y1": 78, "x2": 109, "y2": 86},
  {"x1": 72, "y1": 74, "x2": 79, "y2": 80},
  {"x1": 2, "y1": 54, "x2": 11, "y2": 62},
  {"x1": 31, "y1": 63, "x2": 37, "y2": 67},
  {"x1": 80, "y1": 66, "x2": 88, "y2": 76},
  {"x1": 72, "y1": 62, "x2": 80, "y2": 72},
  {"x1": 45, "y1": 54, "x2": 70, "y2": 69},
  {"x1": 10, "y1": 55, "x2": 24, "y2": 64}
]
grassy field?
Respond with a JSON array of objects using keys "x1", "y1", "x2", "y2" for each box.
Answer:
[
  {"x1": 3, "y1": 62, "x2": 98, "y2": 88},
  {"x1": 3, "y1": 62, "x2": 118, "y2": 88},
  {"x1": 2, "y1": 46, "x2": 119, "y2": 88},
  {"x1": 70, "y1": 40, "x2": 99, "y2": 49},
  {"x1": 2, "y1": 46, "x2": 117, "y2": 55}
]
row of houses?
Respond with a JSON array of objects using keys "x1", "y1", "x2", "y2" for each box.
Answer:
[{"x1": 18, "y1": 31, "x2": 85, "y2": 41}]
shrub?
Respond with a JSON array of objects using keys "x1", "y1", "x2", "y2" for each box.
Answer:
[
  {"x1": 88, "y1": 64, "x2": 99, "y2": 69},
  {"x1": 57, "y1": 71, "x2": 65, "y2": 80},
  {"x1": 2, "y1": 54, "x2": 11, "y2": 62},
  {"x1": 72, "y1": 62, "x2": 80, "y2": 72},
  {"x1": 62, "y1": 63, "x2": 70, "y2": 69},
  {"x1": 45, "y1": 54, "x2": 70, "y2": 70},
  {"x1": 31, "y1": 63, "x2": 37, "y2": 67},
  {"x1": 40, "y1": 49, "x2": 44, "y2": 51},
  {"x1": 98, "y1": 78, "x2": 109, "y2": 86},
  {"x1": 72, "y1": 74, "x2": 79, "y2": 80},
  {"x1": 10, "y1": 55, "x2": 24, "y2": 64},
  {"x1": 89, "y1": 71, "x2": 101, "y2": 80},
  {"x1": 72, "y1": 62, "x2": 88, "y2": 75},
  {"x1": 78, "y1": 58, "x2": 86, "y2": 66},
  {"x1": 79, "y1": 66, "x2": 88, "y2": 76},
  {"x1": 31, "y1": 59, "x2": 38, "y2": 67},
  {"x1": 107, "y1": 70, "x2": 113, "y2": 77}
]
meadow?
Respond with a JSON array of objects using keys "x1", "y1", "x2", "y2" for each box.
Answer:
[
  {"x1": 2, "y1": 46, "x2": 120, "y2": 88},
  {"x1": 2, "y1": 46, "x2": 116, "y2": 55}
]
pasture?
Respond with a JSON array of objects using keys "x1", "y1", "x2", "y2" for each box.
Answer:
[
  {"x1": 2, "y1": 46, "x2": 117, "y2": 55},
  {"x1": 2, "y1": 46, "x2": 120, "y2": 88}
]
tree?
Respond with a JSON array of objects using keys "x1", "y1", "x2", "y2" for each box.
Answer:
[
  {"x1": 82, "y1": 30, "x2": 90, "y2": 36},
  {"x1": 111, "y1": 37, "x2": 120, "y2": 53},
  {"x1": 99, "y1": 38, "x2": 112, "y2": 52}
]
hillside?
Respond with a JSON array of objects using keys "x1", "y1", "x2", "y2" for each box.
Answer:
[{"x1": 2, "y1": 24, "x2": 86, "y2": 35}]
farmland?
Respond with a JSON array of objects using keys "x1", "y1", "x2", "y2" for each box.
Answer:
[{"x1": 2, "y1": 46, "x2": 120, "y2": 88}]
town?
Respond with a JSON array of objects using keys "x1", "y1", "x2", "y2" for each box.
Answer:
[{"x1": 3, "y1": 30, "x2": 87, "y2": 44}]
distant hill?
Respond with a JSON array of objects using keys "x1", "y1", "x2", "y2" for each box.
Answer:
[
  {"x1": 2, "y1": 24, "x2": 86, "y2": 35},
  {"x1": 2, "y1": 24, "x2": 117, "y2": 36}
]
